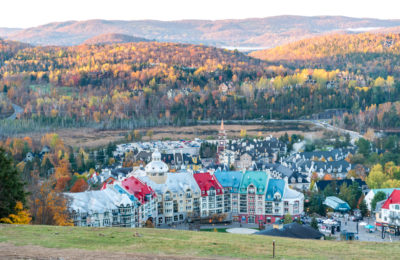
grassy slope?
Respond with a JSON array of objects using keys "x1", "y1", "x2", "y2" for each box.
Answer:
[{"x1": 0, "y1": 225, "x2": 399, "y2": 259}]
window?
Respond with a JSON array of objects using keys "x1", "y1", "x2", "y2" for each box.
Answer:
[
  {"x1": 265, "y1": 202, "x2": 273, "y2": 214},
  {"x1": 248, "y1": 185, "x2": 255, "y2": 194}
]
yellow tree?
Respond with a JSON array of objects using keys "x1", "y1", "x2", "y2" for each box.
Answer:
[
  {"x1": 0, "y1": 201, "x2": 31, "y2": 224},
  {"x1": 366, "y1": 164, "x2": 388, "y2": 189}
]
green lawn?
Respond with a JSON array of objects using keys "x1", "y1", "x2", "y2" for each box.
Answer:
[
  {"x1": 200, "y1": 228, "x2": 229, "y2": 232},
  {"x1": 0, "y1": 224, "x2": 398, "y2": 259}
]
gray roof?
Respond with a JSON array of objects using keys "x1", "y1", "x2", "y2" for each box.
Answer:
[
  {"x1": 138, "y1": 171, "x2": 200, "y2": 195},
  {"x1": 65, "y1": 187, "x2": 133, "y2": 214}
]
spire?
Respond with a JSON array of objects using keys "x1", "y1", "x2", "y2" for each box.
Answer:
[{"x1": 220, "y1": 119, "x2": 224, "y2": 131}]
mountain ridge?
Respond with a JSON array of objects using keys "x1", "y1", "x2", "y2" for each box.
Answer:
[
  {"x1": 82, "y1": 33, "x2": 149, "y2": 45},
  {"x1": 3, "y1": 15, "x2": 400, "y2": 47}
]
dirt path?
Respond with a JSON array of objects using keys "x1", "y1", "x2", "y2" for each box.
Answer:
[{"x1": 0, "y1": 243, "x2": 234, "y2": 260}]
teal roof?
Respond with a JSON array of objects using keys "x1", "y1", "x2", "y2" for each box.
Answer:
[
  {"x1": 239, "y1": 171, "x2": 268, "y2": 194},
  {"x1": 371, "y1": 188, "x2": 400, "y2": 196},
  {"x1": 323, "y1": 196, "x2": 351, "y2": 211},
  {"x1": 214, "y1": 171, "x2": 243, "y2": 193},
  {"x1": 265, "y1": 179, "x2": 285, "y2": 201}
]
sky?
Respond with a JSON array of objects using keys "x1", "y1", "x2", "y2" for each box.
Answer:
[{"x1": 2, "y1": 0, "x2": 400, "y2": 28}]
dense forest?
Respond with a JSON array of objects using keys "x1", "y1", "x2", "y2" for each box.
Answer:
[
  {"x1": 251, "y1": 33, "x2": 400, "y2": 132},
  {"x1": 0, "y1": 36, "x2": 399, "y2": 135},
  {"x1": 251, "y1": 33, "x2": 400, "y2": 77}
]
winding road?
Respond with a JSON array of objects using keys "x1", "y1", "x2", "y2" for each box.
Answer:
[{"x1": 7, "y1": 103, "x2": 24, "y2": 120}]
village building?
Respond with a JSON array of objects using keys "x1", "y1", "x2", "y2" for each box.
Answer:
[
  {"x1": 365, "y1": 188, "x2": 400, "y2": 211},
  {"x1": 138, "y1": 171, "x2": 201, "y2": 225},
  {"x1": 193, "y1": 172, "x2": 225, "y2": 218},
  {"x1": 377, "y1": 190, "x2": 400, "y2": 232},
  {"x1": 214, "y1": 170, "x2": 243, "y2": 218},
  {"x1": 66, "y1": 187, "x2": 139, "y2": 228}
]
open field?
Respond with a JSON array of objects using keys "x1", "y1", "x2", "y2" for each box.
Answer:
[
  {"x1": 21, "y1": 122, "x2": 325, "y2": 149},
  {"x1": 0, "y1": 224, "x2": 399, "y2": 260}
]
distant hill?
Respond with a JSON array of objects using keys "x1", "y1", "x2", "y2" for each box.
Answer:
[
  {"x1": 3, "y1": 16, "x2": 400, "y2": 47},
  {"x1": 250, "y1": 32, "x2": 400, "y2": 77},
  {"x1": 372, "y1": 26, "x2": 400, "y2": 34},
  {"x1": 83, "y1": 33, "x2": 149, "y2": 45},
  {"x1": 0, "y1": 38, "x2": 30, "y2": 63},
  {"x1": 0, "y1": 28, "x2": 22, "y2": 37}
]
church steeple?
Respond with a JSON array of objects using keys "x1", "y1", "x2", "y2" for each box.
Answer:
[
  {"x1": 217, "y1": 119, "x2": 227, "y2": 164},
  {"x1": 219, "y1": 119, "x2": 226, "y2": 137}
]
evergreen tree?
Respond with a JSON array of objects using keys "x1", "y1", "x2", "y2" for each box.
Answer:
[
  {"x1": 323, "y1": 184, "x2": 335, "y2": 197},
  {"x1": 359, "y1": 199, "x2": 368, "y2": 217},
  {"x1": 311, "y1": 217, "x2": 319, "y2": 230},
  {"x1": 40, "y1": 157, "x2": 53, "y2": 178},
  {"x1": 97, "y1": 149, "x2": 105, "y2": 166},
  {"x1": 69, "y1": 152, "x2": 77, "y2": 172},
  {"x1": 106, "y1": 142, "x2": 115, "y2": 158},
  {"x1": 0, "y1": 149, "x2": 27, "y2": 219}
]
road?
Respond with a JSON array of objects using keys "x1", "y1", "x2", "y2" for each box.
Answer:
[
  {"x1": 200, "y1": 119, "x2": 362, "y2": 143},
  {"x1": 6, "y1": 103, "x2": 23, "y2": 120}
]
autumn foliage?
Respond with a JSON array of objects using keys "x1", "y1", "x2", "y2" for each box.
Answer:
[
  {"x1": 70, "y1": 178, "x2": 88, "y2": 193},
  {"x1": 0, "y1": 201, "x2": 31, "y2": 224}
]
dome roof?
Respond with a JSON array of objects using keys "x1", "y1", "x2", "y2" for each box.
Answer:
[{"x1": 145, "y1": 149, "x2": 169, "y2": 175}]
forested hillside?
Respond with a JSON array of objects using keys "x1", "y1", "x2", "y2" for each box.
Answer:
[
  {"x1": 251, "y1": 33, "x2": 400, "y2": 132},
  {"x1": 0, "y1": 38, "x2": 29, "y2": 63},
  {"x1": 82, "y1": 33, "x2": 149, "y2": 45},
  {"x1": 0, "y1": 39, "x2": 399, "y2": 135},
  {"x1": 251, "y1": 33, "x2": 400, "y2": 76}
]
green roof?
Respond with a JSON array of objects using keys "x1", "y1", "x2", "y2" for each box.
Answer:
[{"x1": 239, "y1": 171, "x2": 269, "y2": 194}]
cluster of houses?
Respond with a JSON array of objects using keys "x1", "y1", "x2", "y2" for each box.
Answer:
[
  {"x1": 66, "y1": 149, "x2": 304, "y2": 228},
  {"x1": 70, "y1": 121, "x2": 374, "y2": 230}
]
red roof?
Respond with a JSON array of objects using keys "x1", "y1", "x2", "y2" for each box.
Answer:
[
  {"x1": 382, "y1": 190, "x2": 400, "y2": 209},
  {"x1": 101, "y1": 177, "x2": 116, "y2": 190},
  {"x1": 121, "y1": 176, "x2": 156, "y2": 204},
  {"x1": 193, "y1": 172, "x2": 223, "y2": 197}
]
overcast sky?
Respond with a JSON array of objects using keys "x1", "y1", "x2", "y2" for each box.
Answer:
[{"x1": 2, "y1": 0, "x2": 400, "y2": 28}]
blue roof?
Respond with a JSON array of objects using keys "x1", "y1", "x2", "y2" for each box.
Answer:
[
  {"x1": 214, "y1": 171, "x2": 243, "y2": 193},
  {"x1": 371, "y1": 188, "x2": 400, "y2": 196},
  {"x1": 266, "y1": 179, "x2": 285, "y2": 201}
]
